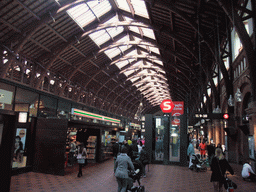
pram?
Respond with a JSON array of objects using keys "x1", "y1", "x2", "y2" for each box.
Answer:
[
  {"x1": 127, "y1": 169, "x2": 145, "y2": 192},
  {"x1": 191, "y1": 154, "x2": 207, "y2": 172},
  {"x1": 127, "y1": 160, "x2": 145, "y2": 192}
]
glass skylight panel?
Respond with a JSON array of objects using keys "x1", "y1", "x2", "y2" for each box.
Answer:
[
  {"x1": 67, "y1": 3, "x2": 96, "y2": 29},
  {"x1": 124, "y1": 69, "x2": 135, "y2": 76},
  {"x1": 116, "y1": 0, "x2": 130, "y2": 12},
  {"x1": 89, "y1": 29, "x2": 111, "y2": 46},
  {"x1": 106, "y1": 27, "x2": 124, "y2": 38},
  {"x1": 141, "y1": 28, "x2": 156, "y2": 39},
  {"x1": 130, "y1": 76, "x2": 140, "y2": 83},
  {"x1": 115, "y1": 60, "x2": 129, "y2": 69},
  {"x1": 104, "y1": 16, "x2": 124, "y2": 38},
  {"x1": 131, "y1": 0, "x2": 149, "y2": 18},
  {"x1": 129, "y1": 26, "x2": 140, "y2": 34},
  {"x1": 87, "y1": 0, "x2": 112, "y2": 18},
  {"x1": 104, "y1": 47, "x2": 121, "y2": 59},
  {"x1": 153, "y1": 59, "x2": 164, "y2": 66},
  {"x1": 150, "y1": 47, "x2": 160, "y2": 54},
  {"x1": 119, "y1": 45, "x2": 132, "y2": 53}
]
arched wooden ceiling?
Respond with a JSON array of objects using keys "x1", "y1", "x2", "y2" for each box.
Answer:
[{"x1": 0, "y1": 0, "x2": 233, "y2": 119}]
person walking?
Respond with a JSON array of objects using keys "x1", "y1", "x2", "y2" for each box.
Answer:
[
  {"x1": 115, "y1": 147, "x2": 134, "y2": 192},
  {"x1": 187, "y1": 140, "x2": 195, "y2": 169},
  {"x1": 199, "y1": 140, "x2": 207, "y2": 159},
  {"x1": 77, "y1": 143, "x2": 87, "y2": 177},
  {"x1": 210, "y1": 148, "x2": 234, "y2": 192}
]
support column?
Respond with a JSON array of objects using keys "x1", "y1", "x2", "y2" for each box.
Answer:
[{"x1": 215, "y1": 120, "x2": 221, "y2": 145}]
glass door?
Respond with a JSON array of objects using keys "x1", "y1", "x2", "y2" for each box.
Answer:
[
  {"x1": 169, "y1": 118, "x2": 180, "y2": 162},
  {"x1": 154, "y1": 117, "x2": 164, "y2": 161}
]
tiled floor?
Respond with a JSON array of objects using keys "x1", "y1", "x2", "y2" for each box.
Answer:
[{"x1": 10, "y1": 158, "x2": 256, "y2": 192}]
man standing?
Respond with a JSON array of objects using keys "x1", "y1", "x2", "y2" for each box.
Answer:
[
  {"x1": 113, "y1": 139, "x2": 120, "y2": 173},
  {"x1": 187, "y1": 140, "x2": 195, "y2": 169},
  {"x1": 199, "y1": 139, "x2": 207, "y2": 159}
]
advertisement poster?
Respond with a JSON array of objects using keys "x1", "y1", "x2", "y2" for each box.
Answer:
[
  {"x1": 12, "y1": 128, "x2": 27, "y2": 168},
  {"x1": 171, "y1": 101, "x2": 184, "y2": 126}
]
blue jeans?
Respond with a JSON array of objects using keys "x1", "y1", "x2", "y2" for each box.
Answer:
[{"x1": 116, "y1": 177, "x2": 127, "y2": 192}]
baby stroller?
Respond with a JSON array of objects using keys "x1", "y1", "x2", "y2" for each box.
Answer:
[
  {"x1": 127, "y1": 160, "x2": 145, "y2": 192},
  {"x1": 127, "y1": 169, "x2": 145, "y2": 192},
  {"x1": 191, "y1": 154, "x2": 207, "y2": 172}
]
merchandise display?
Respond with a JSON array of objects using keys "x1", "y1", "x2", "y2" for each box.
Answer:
[{"x1": 86, "y1": 136, "x2": 97, "y2": 162}]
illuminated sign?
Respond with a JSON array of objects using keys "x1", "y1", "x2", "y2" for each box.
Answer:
[
  {"x1": 195, "y1": 113, "x2": 230, "y2": 120},
  {"x1": 71, "y1": 108, "x2": 120, "y2": 124},
  {"x1": 160, "y1": 99, "x2": 174, "y2": 113}
]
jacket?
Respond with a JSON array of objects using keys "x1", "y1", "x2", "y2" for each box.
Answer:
[
  {"x1": 139, "y1": 148, "x2": 149, "y2": 165},
  {"x1": 242, "y1": 163, "x2": 255, "y2": 178},
  {"x1": 187, "y1": 143, "x2": 195, "y2": 156},
  {"x1": 210, "y1": 157, "x2": 234, "y2": 182},
  {"x1": 112, "y1": 142, "x2": 120, "y2": 158},
  {"x1": 115, "y1": 153, "x2": 134, "y2": 178}
]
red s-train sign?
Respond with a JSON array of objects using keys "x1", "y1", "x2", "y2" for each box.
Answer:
[{"x1": 160, "y1": 99, "x2": 175, "y2": 113}]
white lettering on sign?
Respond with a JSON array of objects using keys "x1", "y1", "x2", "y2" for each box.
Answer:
[{"x1": 163, "y1": 101, "x2": 172, "y2": 110}]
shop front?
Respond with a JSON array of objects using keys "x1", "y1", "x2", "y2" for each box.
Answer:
[{"x1": 66, "y1": 120, "x2": 120, "y2": 165}]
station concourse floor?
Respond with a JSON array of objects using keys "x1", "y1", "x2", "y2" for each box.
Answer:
[{"x1": 10, "y1": 158, "x2": 256, "y2": 192}]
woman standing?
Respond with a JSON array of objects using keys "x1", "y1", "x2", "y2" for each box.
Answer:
[
  {"x1": 77, "y1": 143, "x2": 87, "y2": 177},
  {"x1": 115, "y1": 147, "x2": 134, "y2": 192},
  {"x1": 210, "y1": 148, "x2": 234, "y2": 192}
]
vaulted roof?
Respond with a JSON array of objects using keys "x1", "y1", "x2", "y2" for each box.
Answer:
[{"x1": 0, "y1": 0, "x2": 232, "y2": 119}]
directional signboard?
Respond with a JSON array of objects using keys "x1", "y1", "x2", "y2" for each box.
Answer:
[{"x1": 195, "y1": 113, "x2": 230, "y2": 120}]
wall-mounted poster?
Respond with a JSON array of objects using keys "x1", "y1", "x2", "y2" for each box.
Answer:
[{"x1": 12, "y1": 128, "x2": 27, "y2": 168}]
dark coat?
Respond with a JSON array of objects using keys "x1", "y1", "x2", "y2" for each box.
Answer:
[
  {"x1": 210, "y1": 157, "x2": 234, "y2": 182},
  {"x1": 139, "y1": 148, "x2": 149, "y2": 165},
  {"x1": 112, "y1": 142, "x2": 120, "y2": 158},
  {"x1": 207, "y1": 144, "x2": 215, "y2": 157}
]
